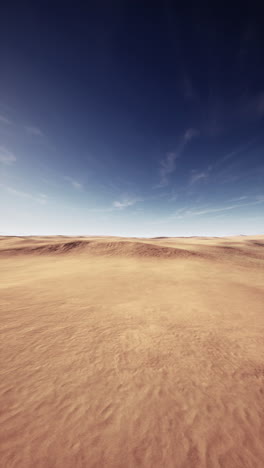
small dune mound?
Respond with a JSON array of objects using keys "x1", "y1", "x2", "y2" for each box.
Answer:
[
  {"x1": 1, "y1": 240, "x2": 88, "y2": 256},
  {"x1": 32, "y1": 241, "x2": 87, "y2": 254},
  {"x1": 211, "y1": 244, "x2": 264, "y2": 261},
  {"x1": 1, "y1": 240, "x2": 199, "y2": 259},
  {"x1": 246, "y1": 240, "x2": 264, "y2": 248},
  {"x1": 89, "y1": 241, "x2": 198, "y2": 258}
]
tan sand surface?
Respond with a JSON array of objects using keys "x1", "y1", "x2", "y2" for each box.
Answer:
[{"x1": 0, "y1": 235, "x2": 264, "y2": 467}]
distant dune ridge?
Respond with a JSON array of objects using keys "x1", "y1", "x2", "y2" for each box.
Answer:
[
  {"x1": 0, "y1": 235, "x2": 264, "y2": 467},
  {"x1": 1, "y1": 235, "x2": 264, "y2": 261},
  {"x1": 0, "y1": 239, "x2": 201, "y2": 258}
]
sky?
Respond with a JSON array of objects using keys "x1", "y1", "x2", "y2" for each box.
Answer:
[{"x1": 0, "y1": 3, "x2": 264, "y2": 237}]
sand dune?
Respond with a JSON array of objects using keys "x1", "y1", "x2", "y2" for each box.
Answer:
[
  {"x1": 0, "y1": 235, "x2": 264, "y2": 467},
  {"x1": 0, "y1": 239, "x2": 202, "y2": 259}
]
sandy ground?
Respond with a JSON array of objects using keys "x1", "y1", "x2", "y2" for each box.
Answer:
[{"x1": 0, "y1": 235, "x2": 264, "y2": 468}]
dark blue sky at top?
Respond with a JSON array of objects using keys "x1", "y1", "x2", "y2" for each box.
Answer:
[{"x1": 0, "y1": 3, "x2": 263, "y2": 235}]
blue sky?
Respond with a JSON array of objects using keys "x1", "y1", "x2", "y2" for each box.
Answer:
[{"x1": 0, "y1": 4, "x2": 264, "y2": 236}]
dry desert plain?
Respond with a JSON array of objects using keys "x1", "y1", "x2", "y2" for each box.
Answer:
[{"x1": 0, "y1": 235, "x2": 264, "y2": 467}]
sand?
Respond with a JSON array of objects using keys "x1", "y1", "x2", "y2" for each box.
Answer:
[{"x1": 0, "y1": 235, "x2": 264, "y2": 467}]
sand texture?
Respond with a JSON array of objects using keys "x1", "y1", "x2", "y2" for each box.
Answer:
[{"x1": 0, "y1": 235, "x2": 264, "y2": 467}]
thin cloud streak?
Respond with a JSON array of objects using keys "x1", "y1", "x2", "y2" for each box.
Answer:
[
  {"x1": 151, "y1": 198, "x2": 264, "y2": 225},
  {"x1": 0, "y1": 147, "x2": 16, "y2": 164},
  {"x1": 157, "y1": 128, "x2": 200, "y2": 187},
  {"x1": 0, "y1": 115, "x2": 12, "y2": 125},
  {"x1": 64, "y1": 176, "x2": 83, "y2": 190},
  {"x1": 229, "y1": 196, "x2": 248, "y2": 202},
  {"x1": 189, "y1": 136, "x2": 258, "y2": 186},
  {"x1": 176, "y1": 199, "x2": 264, "y2": 218},
  {"x1": 184, "y1": 128, "x2": 200, "y2": 141},
  {"x1": 89, "y1": 195, "x2": 144, "y2": 213},
  {"x1": 1, "y1": 185, "x2": 47, "y2": 204},
  {"x1": 113, "y1": 197, "x2": 142, "y2": 209},
  {"x1": 158, "y1": 152, "x2": 179, "y2": 188},
  {"x1": 190, "y1": 170, "x2": 210, "y2": 185},
  {"x1": 216, "y1": 137, "x2": 258, "y2": 167}
]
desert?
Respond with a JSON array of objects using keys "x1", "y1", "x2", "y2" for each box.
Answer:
[{"x1": 0, "y1": 234, "x2": 264, "y2": 467}]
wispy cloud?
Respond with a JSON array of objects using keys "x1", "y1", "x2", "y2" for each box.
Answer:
[
  {"x1": 89, "y1": 195, "x2": 143, "y2": 213},
  {"x1": 228, "y1": 195, "x2": 248, "y2": 202},
  {"x1": 0, "y1": 147, "x2": 16, "y2": 164},
  {"x1": 217, "y1": 137, "x2": 257, "y2": 166},
  {"x1": 1, "y1": 185, "x2": 47, "y2": 204},
  {"x1": 158, "y1": 152, "x2": 179, "y2": 188},
  {"x1": 189, "y1": 137, "x2": 257, "y2": 187},
  {"x1": 157, "y1": 128, "x2": 200, "y2": 187},
  {"x1": 64, "y1": 176, "x2": 83, "y2": 190},
  {"x1": 113, "y1": 196, "x2": 142, "y2": 209},
  {"x1": 184, "y1": 128, "x2": 200, "y2": 141},
  {"x1": 175, "y1": 198, "x2": 264, "y2": 218},
  {"x1": 25, "y1": 126, "x2": 44, "y2": 137},
  {"x1": 0, "y1": 115, "x2": 12, "y2": 125},
  {"x1": 152, "y1": 197, "x2": 264, "y2": 226},
  {"x1": 190, "y1": 168, "x2": 211, "y2": 185}
]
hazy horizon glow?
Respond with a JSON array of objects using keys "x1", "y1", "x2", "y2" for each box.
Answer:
[{"x1": 1, "y1": 4, "x2": 264, "y2": 237}]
